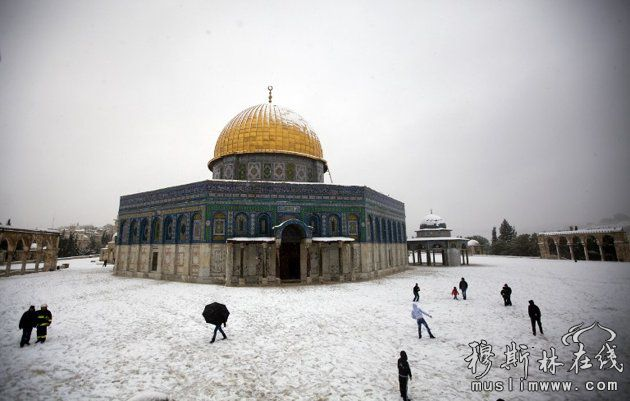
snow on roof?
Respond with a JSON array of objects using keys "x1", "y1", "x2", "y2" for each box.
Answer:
[
  {"x1": 227, "y1": 237, "x2": 276, "y2": 242},
  {"x1": 539, "y1": 227, "x2": 624, "y2": 236},
  {"x1": 467, "y1": 239, "x2": 481, "y2": 246},
  {"x1": 407, "y1": 237, "x2": 468, "y2": 242},
  {"x1": 0, "y1": 226, "x2": 59, "y2": 234},
  {"x1": 312, "y1": 237, "x2": 355, "y2": 242}
]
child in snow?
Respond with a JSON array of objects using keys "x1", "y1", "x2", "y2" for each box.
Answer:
[{"x1": 451, "y1": 287, "x2": 459, "y2": 300}]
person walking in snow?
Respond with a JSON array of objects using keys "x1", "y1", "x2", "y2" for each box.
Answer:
[
  {"x1": 411, "y1": 303, "x2": 435, "y2": 339},
  {"x1": 19, "y1": 305, "x2": 37, "y2": 347},
  {"x1": 451, "y1": 287, "x2": 459, "y2": 300},
  {"x1": 500, "y1": 284, "x2": 512, "y2": 306},
  {"x1": 35, "y1": 304, "x2": 52, "y2": 343},
  {"x1": 412, "y1": 283, "x2": 420, "y2": 302},
  {"x1": 210, "y1": 322, "x2": 227, "y2": 344},
  {"x1": 459, "y1": 277, "x2": 468, "y2": 300},
  {"x1": 397, "y1": 350, "x2": 412, "y2": 401},
  {"x1": 528, "y1": 300, "x2": 544, "y2": 336}
]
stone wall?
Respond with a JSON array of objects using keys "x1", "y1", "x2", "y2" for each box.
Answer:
[{"x1": 114, "y1": 241, "x2": 408, "y2": 286}]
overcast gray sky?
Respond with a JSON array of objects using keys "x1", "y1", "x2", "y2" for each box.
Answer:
[{"x1": 1, "y1": 0, "x2": 629, "y2": 238}]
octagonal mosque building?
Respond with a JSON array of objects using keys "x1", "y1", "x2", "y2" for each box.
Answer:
[{"x1": 114, "y1": 91, "x2": 407, "y2": 285}]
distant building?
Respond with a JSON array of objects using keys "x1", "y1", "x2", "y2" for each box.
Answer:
[
  {"x1": 538, "y1": 227, "x2": 629, "y2": 262},
  {"x1": 407, "y1": 212, "x2": 469, "y2": 266},
  {"x1": 0, "y1": 226, "x2": 60, "y2": 275}
]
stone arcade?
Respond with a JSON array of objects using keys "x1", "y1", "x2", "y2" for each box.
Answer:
[{"x1": 114, "y1": 92, "x2": 407, "y2": 285}]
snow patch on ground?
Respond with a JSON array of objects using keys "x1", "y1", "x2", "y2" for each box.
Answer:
[{"x1": 1, "y1": 256, "x2": 629, "y2": 400}]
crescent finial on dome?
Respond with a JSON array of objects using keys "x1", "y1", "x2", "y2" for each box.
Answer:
[{"x1": 268, "y1": 85, "x2": 273, "y2": 103}]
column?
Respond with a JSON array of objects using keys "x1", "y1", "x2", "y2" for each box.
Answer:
[
  {"x1": 596, "y1": 237, "x2": 604, "y2": 261},
  {"x1": 411, "y1": 250, "x2": 416, "y2": 264},
  {"x1": 34, "y1": 250, "x2": 41, "y2": 272},
  {"x1": 338, "y1": 241, "x2": 344, "y2": 280},
  {"x1": 20, "y1": 250, "x2": 28, "y2": 274},
  {"x1": 417, "y1": 250, "x2": 422, "y2": 265},
  {"x1": 225, "y1": 243, "x2": 234, "y2": 286},
  {"x1": 580, "y1": 236, "x2": 589, "y2": 260},
  {"x1": 426, "y1": 249, "x2": 432, "y2": 266},
  {"x1": 5, "y1": 252, "x2": 13, "y2": 276},
  {"x1": 554, "y1": 238, "x2": 560, "y2": 259},
  {"x1": 568, "y1": 240, "x2": 575, "y2": 261},
  {"x1": 466, "y1": 250, "x2": 469, "y2": 265}
]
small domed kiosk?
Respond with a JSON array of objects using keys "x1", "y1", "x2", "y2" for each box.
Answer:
[{"x1": 407, "y1": 211, "x2": 470, "y2": 266}]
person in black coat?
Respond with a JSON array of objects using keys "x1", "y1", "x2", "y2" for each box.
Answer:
[
  {"x1": 528, "y1": 300, "x2": 543, "y2": 335},
  {"x1": 397, "y1": 350, "x2": 412, "y2": 401},
  {"x1": 500, "y1": 284, "x2": 512, "y2": 306},
  {"x1": 210, "y1": 322, "x2": 227, "y2": 343},
  {"x1": 412, "y1": 283, "x2": 420, "y2": 302},
  {"x1": 459, "y1": 278, "x2": 468, "y2": 300},
  {"x1": 19, "y1": 305, "x2": 37, "y2": 347},
  {"x1": 35, "y1": 304, "x2": 52, "y2": 343}
]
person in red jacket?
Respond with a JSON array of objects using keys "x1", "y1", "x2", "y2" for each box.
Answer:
[{"x1": 451, "y1": 287, "x2": 459, "y2": 300}]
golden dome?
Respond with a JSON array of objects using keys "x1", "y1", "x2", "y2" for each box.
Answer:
[{"x1": 208, "y1": 103, "x2": 326, "y2": 169}]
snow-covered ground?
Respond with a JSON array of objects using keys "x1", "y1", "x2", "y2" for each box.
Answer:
[{"x1": 1, "y1": 256, "x2": 629, "y2": 401}]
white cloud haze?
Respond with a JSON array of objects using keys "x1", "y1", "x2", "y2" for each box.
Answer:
[{"x1": 1, "y1": 0, "x2": 629, "y2": 238}]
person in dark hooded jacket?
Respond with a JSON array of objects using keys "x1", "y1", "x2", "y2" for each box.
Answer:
[
  {"x1": 500, "y1": 284, "x2": 512, "y2": 306},
  {"x1": 19, "y1": 305, "x2": 37, "y2": 347},
  {"x1": 412, "y1": 283, "x2": 420, "y2": 302},
  {"x1": 459, "y1": 278, "x2": 468, "y2": 300},
  {"x1": 397, "y1": 350, "x2": 412, "y2": 401},
  {"x1": 528, "y1": 300, "x2": 543, "y2": 335}
]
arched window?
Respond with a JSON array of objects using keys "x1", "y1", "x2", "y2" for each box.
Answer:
[
  {"x1": 192, "y1": 213, "x2": 203, "y2": 241},
  {"x1": 119, "y1": 220, "x2": 128, "y2": 244},
  {"x1": 375, "y1": 218, "x2": 381, "y2": 242},
  {"x1": 140, "y1": 219, "x2": 149, "y2": 243},
  {"x1": 398, "y1": 222, "x2": 403, "y2": 243},
  {"x1": 381, "y1": 219, "x2": 386, "y2": 243},
  {"x1": 129, "y1": 220, "x2": 138, "y2": 244},
  {"x1": 213, "y1": 212, "x2": 226, "y2": 239},
  {"x1": 348, "y1": 214, "x2": 359, "y2": 239},
  {"x1": 388, "y1": 220, "x2": 393, "y2": 243},
  {"x1": 368, "y1": 215, "x2": 374, "y2": 242},
  {"x1": 309, "y1": 214, "x2": 321, "y2": 237},
  {"x1": 257, "y1": 214, "x2": 271, "y2": 236},
  {"x1": 329, "y1": 215, "x2": 340, "y2": 237},
  {"x1": 234, "y1": 213, "x2": 248, "y2": 236},
  {"x1": 151, "y1": 218, "x2": 161, "y2": 243},
  {"x1": 164, "y1": 217, "x2": 174, "y2": 241},
  {"x1": 177, "y1": 215, "x2": 189, "y2": 242}
]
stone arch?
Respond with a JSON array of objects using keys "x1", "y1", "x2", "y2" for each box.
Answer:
[
  {"x1": 547, "y1": 238, "x2": 557, "y2": 256},
  {"x1": 586, "y1": 236, "x2": 600, "y2": 260},
  {"x1": 571, "y1": 236, "x2": 585, "y2": 260},
  {"x1": 558, "y1": 237, "x2": 571, "y2": 259},
  {"x1": 0, "y1": 238, "x2": 9, "y2": 263},
  {"x1": 278, "y1": 223, "x2": 304, "y2": 280},
  {"x1": 602, "y1": 235, "x2": 617, "y2": 261}
]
